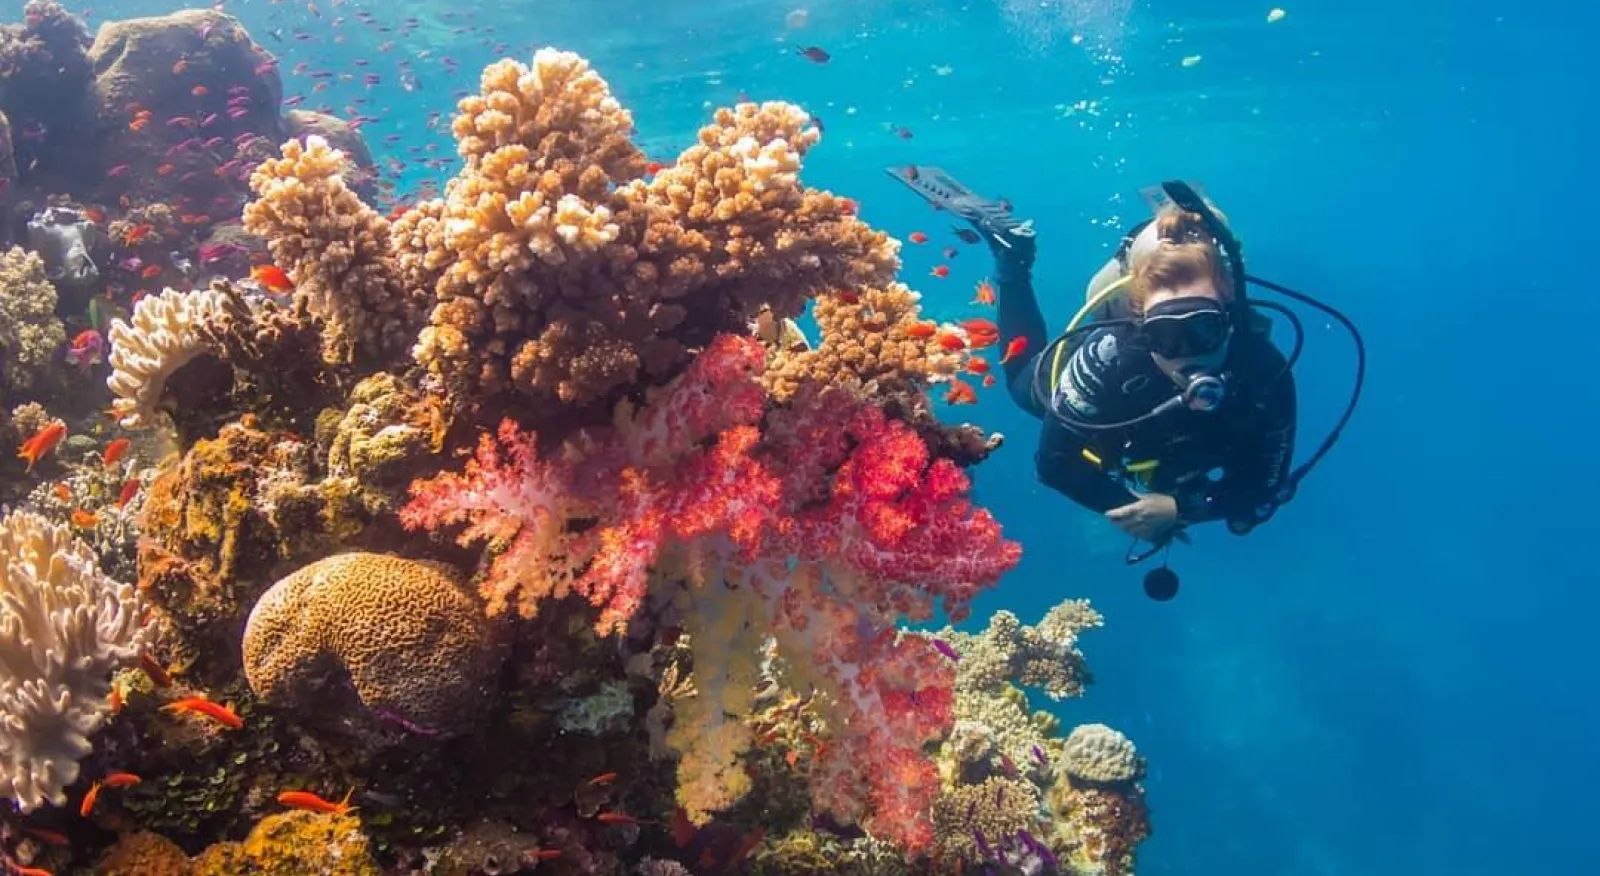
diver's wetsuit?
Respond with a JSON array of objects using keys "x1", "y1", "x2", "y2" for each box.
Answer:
[{"x1": 995, "y1": 253, "x2": 1298, "y2": 533}]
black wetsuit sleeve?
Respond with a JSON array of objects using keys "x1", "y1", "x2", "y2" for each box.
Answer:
[
  {"x1": 1033, "y1": 330, "x2": 1140, "y2": 513},
  {"x1": 1175, "y1": 346, "x2": 1298, "y2": 530},
  {"x1": 994, "y1": 249, "x2": 1050, "y2": 419}
]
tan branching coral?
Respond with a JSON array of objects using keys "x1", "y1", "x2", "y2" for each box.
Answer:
[
  {"x1": 244, "y1": 135, "x2": 424, "y2": 366},
  {"x1": 762, "y1": 284, "x2": 964, "y2": 401},
  {"x1": 931, "y1": 776, "x2": 1041, "y2": 861},
  {"x1": 1, "y1": 509, "x2": 147, "y2": 811},
  {"x1": 106, "y1": 287, "x2": 230, "y2": 429},
  {"x1": 242, "y1": 553, "x2": 505, "y2": 736},
  {"x1": 0, "y1": 245, "x2": 65, "y2": 398}
]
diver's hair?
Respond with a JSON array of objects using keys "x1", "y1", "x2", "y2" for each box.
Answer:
[{"x1": 1128, "y1": 206, "x2": 1233, "y2": 315}]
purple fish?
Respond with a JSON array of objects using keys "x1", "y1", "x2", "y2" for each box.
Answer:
[
  {"x1": 372, "y1": 706, "x2": 442, "y2": 737},
  {"x1": 931, "y1": 638, "x2": 960, "y2": 662},
  {"x1": 118, "y1": 255, "x2": 144, "y2": 272},
  {"x1": 974, "y1": 829, "x2": 992, "y2": 859},
  {"x1": 1031, "y1": 743, "x2": 1048, "y2": 766}
]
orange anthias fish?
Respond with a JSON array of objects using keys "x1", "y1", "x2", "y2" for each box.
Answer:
[
  {"x1": 118, "y1": 479, "x2": 141, "y2": 508},
  {"x1": 123, "y1": 223, "x2": 152, "y2": 245},
  {"x1": 79, "y1": 781, "x2": 102, "y2": 817},
  {"x1": 594, "y1": 810, "x2": 655, "y2": 826},
  {"x1": 23, "y1": 827, "x2": 68, "y2": 846},
  {"x1": 102, "y1": 437, "x2": 131, "y2": 467},
  {"x1": 965, "y1": 357, "x2": 990, "y2": 375},
  {"x1": 53, "y1": 483, "x2": 71, "y2": 502},
  {"x1": 103, "y1": 772, "x2": 142, "y2": 789},
  {"x1": 935, "y1": 331, "x2": 966, "y2": 352},
  {"x1": 907, "y1": 231, "x2": 929, "y2": 244},
  {"x1": 251, "y1": 263, "x2": 294, "y2": 292},
  {"x1": 930, "y1": 264, "x2": 950, "y2": 278},
  {"x1": 588, "y1": 771, "x2": 619, "y2": 786},
  {"x1": 999, "y1": 336, "x2": 1028, "y2": 365},
  {"x1": 903, "y1": 321, "x2": 937, "y2": 340},
  {"x1": 972, "y1": 278, "x2": 996, "y2": 306},
  {"x1": 959, "y1": 318, "x2": 1000, "y2": 349},
  {"x1": 944, "y1": 378, "x2": 978, "y2": 406},
  {"x1": 70, "y1": 509, "x2": 98, "y2": 529},
  {"x1": 17, "y1": 420, "x2": 67, "y2": 471},
  {"x1": 277, "y1": 788, "x2": 356, "y2": 816},
  {"x1": 162, "y1": 696, "x2": 243, "y2": 730}
]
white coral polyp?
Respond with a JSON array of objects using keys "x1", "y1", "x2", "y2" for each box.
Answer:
[
  {"x1": 0, "y1": 510, "x2": 146, "y2": 812},
  {"x1": 106, "y1": 287, "x2": 228, "y2": 429}
]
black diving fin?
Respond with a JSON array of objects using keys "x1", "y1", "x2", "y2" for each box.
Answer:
[{"x1": 884, "y1": 165, "x2": 1032, "y2": 246}]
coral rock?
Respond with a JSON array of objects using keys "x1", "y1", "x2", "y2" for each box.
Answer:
[
  {"x1": 1060, "y1": 723, "x2": 1143, "y2": 785},
  {"x1": 242, "y1": 552, "x2": 505, "y2": 737},
  {"x1": 191, "y1": 810, "x2": 380, "y2": 876},
  {"x1": 96, "y1": 830, "x2": 194, "y2": 876}
]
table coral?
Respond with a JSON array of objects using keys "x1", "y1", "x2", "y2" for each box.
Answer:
[
  {"x1": 242, "y1": 552, "x2": 506, "y2": 738},
  {"x1": 0, "y1": 508, "x2": 148, "y2": 812}
]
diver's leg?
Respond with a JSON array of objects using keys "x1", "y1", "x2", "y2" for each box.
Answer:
[{"x1": 996, "y1": 259, "x2": 1049, "y2": 418}]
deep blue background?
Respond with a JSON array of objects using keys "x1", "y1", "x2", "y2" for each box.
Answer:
[{"x1": 103, "y1": 0, "x2": 1596, "y2": 871}]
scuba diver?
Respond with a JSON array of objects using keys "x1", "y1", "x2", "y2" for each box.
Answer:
[{"x1": 888, "y1": 168, "x2": 1365, "y2": 600}]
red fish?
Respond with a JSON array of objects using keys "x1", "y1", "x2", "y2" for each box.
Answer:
[
  {"x1": 960, "y1": 318, "x2": 1000, "y2": 349},
  {"x1": 999, "y1": 336, "x2": 1028, "y2": 364},
  {"x1": 66, "y1": 328, "x2": 104, "y2": 371},
  {"x1": 278, "y1": 788, "x2": 356, "y2": 815},
  {"x1": 251, "y1": 263, "x2": 293, "y2": 292},
  {"x1": 17, "y1": 421, "x2": 66, "y2": 471},
  {"x1": 930, "y1": 265, "x2": 950, "y2": 278},
  {"x1": 102, "y1": 437, "x2": 131, "y2": 467},
  {"x1": 972, "y1": 279, "x2": 996, "y2": 306},
  {"x1": 795, "y1": 45, "x2": 830, "y2": 63},
  {"x1": 117, "y1": 479, "x2": 140, "y2": 508},
  {"x1": 944, "y1": 378, "x2": 978, "y2": 405},
  {"x1": 163, "y1": 696, "x2": 243, "y2": 730},
  {"x1": 907, "y1": 231, "x2": 928, "y2": 244}
]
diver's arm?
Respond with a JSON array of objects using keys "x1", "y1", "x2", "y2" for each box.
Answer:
[
  {"x1": 1175, "y1": 348, "x2": 1298, "y2": 532},
  {"x1": 1036, "y1": 418, "x2": 1141, "y2": 513},
  {"x1": 1032, "y1": 329, "x2": 1141, "y2": 512}
]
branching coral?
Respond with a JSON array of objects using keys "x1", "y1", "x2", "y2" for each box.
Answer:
[
  {"x1": 0, "y1": 245, "x2": 65, "y2": 400},
  {"x1": 0, "y1": 509, "x2": 148, "y2": 812},
  {"x1": 242, "y1": 552, "x2": 505, "y2": 737},
  {"x1": 244, "y1": 135, "x2": 424, "y2": 366}
]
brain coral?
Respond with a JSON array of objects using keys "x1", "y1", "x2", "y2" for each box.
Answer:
[
  {"x1": 1060, "y1": 723, "x2": 1142, "y2": 785},
  {"x1": 241, "y1": 552, "x2": 504, "y2": 737}
]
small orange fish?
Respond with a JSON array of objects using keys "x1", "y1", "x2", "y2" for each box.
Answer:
[
  {"x1": 527, "y1": 848, "x2": 562, "y2": 861},
  {"x1": 103, "y1": 437, "x2": 131, "y2": 467},
  {"x1": 907, "y1": 231, "x2": 929, "y2": 244},
  {"x1": 251, "y1": 263, "x2": 294, "y2": 292},
  {"x1": 109, "y1": 682, "x2": 123, "y2": 714},
  {"x1": 903, "y1": 321, "x2": 936, "y2": 340},
  {"x1": 118, "y1": 479, "x2": 140, "y2": 508},
  {"x1": 163, "y1": 696, "x2": 243, "y2": 730},
  {"x1": 172, "y1": 58, "x2": 189, "y2": 74},
  {"x1": 16, "y1": 867, "x2": 55, "y2": 876},
  {"x1": 839, "y1": 198, "x2": 858, "y2": 216},
  {"x1": 128, "y1": 118, "x2": 148, "y2": 132},
  {"x1": 70, "y1": 509, "x2": 97, "y2": 529},
  {"x1": 79, "y1": 781, "x2": 102, "y2": 817},
  {"x1": 972, "y1": 278, "x2": 996, "y2": 306},
  {"x1": 124, "y1": 224, "x2": 152, "y2": 245},
  {"x1": 103, "y1": 772, "x2": 141, "y2": 788},
  {"x1": 944, "y1": 378, "x2": 978, "y2": 406},
  {"x1": 156, "y1": 163, "x2": 175, "y2": 176},
  {"x1": 982, "y1": 374, "x2": 996, "y2": 388},
  {"x1": 23, "y1": 827, "x2": 69, "y2": 846},
  {"x1": 588, "y1": 771, "x2": 618, "y2": 786},
  {"x1": 959, "y1": 318, "x2": 1000, "y2": 349},
  {"x1": 191, "y1": 85, "x2": 208, "y2": 96},
  {"x1": 53, "y1": 483, "x2": 71, "y2": 502},
  {"x1": 999, "y1": 336, "x2": 1028, "y2": 365},
  {"x1": 594, "y1": 810, "x2": 653, "y2": 826},
  {"x1": 18, "y1": 420, "x2": 66, "y2": 471},
  {"x1": 277, "y1": 788, "x2": 355, "y2": 815},
  {"x1": 930, "y1": 265, "x2": 950, "y2": 278},
  {"x1": 935, "y1": 331, "x2": 966, "y2": 352},
  {"x1": 140, "y1": 264, "x2": 162, "y2": 278},
  {"x1": 644, "y1": 161, "x2": 665, "y2": 175},
  {"x1": 965, "y1": 357, "x2": 990, "y2": 375}
]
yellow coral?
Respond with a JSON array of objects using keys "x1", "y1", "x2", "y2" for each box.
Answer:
[
  {"x1": 191, "y1": 810, "x2": 380, "y2": 876},
  {"x1": 0, "y1": 246, "x2": 65, "y2": 398}
]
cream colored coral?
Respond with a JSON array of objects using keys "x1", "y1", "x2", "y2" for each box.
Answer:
[
  {"x1": 0, "y1": 509, "x2": 147, "y2": 812},
  {"x1": 0, "y1": 246, "x2": 65, "y2": 397},
  {"x1": 242, "y1": 553, "x2": 505, "y2": 737},
  {"x1": 1060, "y1": 723, "x2": 1142, "y2": 784},
  {"x1": 105, "y1": 287, "x2": 228, "y2": 429}
]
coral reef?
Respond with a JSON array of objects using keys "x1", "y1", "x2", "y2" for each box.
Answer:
[
  {"x1": 0, "y1": 245, "x2": 65, "y2": 399},
  {"x1": 0, "y1": 508, "x2": 148, "y2": 811},
  {"x1": 106, "y1": 286, "x2": 232, "y2": 430},
  {"x1": 242, "y1": 552, "x2": 506, "y2": 739}
]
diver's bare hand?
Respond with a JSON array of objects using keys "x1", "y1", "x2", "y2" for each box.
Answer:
[{"x1": 1106, "y1": 493, "x2": 1182, "y2": 542}]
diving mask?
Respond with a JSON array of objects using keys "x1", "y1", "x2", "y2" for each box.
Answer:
[{"x1": 1140, "y1": 296, "x2": 1231, "y2": 359}]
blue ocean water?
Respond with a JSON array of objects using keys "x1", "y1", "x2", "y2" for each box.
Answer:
[{"x1": 96, "y1": 0, "x2": 1593, "y2": 872}]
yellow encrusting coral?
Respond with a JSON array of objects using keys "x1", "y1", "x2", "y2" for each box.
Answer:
[{"x1": 190, "y1": 810, "x2": 380, "y2": 876}]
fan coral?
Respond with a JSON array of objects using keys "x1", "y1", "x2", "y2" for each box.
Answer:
[
  {"x1": 0, "y1": 508, "x2": 147, "y2": 812},
  {"x1": 242, "y1": 552, "x2": 505, "y2": 737},
  {"x1": 0, "y1": 245, "x2": 65, "y2": 399}
]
